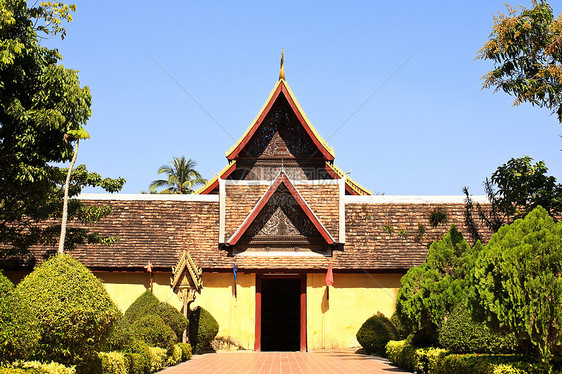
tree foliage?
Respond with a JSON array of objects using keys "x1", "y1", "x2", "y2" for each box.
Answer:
[
  {"x1": 479, "y1": 1, "x2": 562, "y2": 122},
  {"x1": 0, "y1": 0, "x2": 125, "y2": 257},
  {"x1": 149, "y1": 156, "x2": 206, "y2": 194},
  {"x1": 396, "y1": 225, "x2": 481, "y2": 341},
  {"x1": 464, "y1": 156, "x2": 562, "y2": 242},
  {"x1": 471, "y1": 206, "x2": 562, "y2": 364},
  {"x1": 14, "y1": 254, "x2": 120, "y2": 371}
]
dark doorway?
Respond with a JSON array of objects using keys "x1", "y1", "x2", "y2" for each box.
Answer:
[{"x1": 260, "y1": 278, "x2": 301, "y2": 351}]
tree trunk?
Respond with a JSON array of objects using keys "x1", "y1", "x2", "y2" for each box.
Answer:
[{"x1": 58, "y1": 140, "x2": 79, "y2": 254}]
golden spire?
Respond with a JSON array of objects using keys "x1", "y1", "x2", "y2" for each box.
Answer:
[{"x1": 279, "y1": 49, "x2": 285, "y2": 81}]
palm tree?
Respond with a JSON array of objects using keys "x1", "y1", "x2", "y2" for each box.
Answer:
[{"x1": 149, "y1": 156, "x2": 206, "y2": 194}]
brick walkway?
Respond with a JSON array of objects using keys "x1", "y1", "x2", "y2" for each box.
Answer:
[{"x1": 157, "y1": 350, "x2": 412, "y2": 374}]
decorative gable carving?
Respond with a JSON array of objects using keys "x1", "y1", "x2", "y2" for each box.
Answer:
[{"x1": 226, "y1": 172, "x2": 335, "y2": 255}]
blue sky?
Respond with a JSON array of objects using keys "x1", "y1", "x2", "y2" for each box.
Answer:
[{"x1": 51, "y1": 1, "x2": 561, "y2": 195}]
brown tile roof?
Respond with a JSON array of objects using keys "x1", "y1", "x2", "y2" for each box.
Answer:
[{"x1": 4, "y1": 196, "x2": 492, "y2": 273}]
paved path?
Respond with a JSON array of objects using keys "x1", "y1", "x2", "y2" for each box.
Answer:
[{"x1": 157, "y1": 350, "x2": 411, "y2": 374}]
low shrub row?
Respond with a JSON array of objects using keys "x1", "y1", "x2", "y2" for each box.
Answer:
[
  {"x1": 98, "y1": 343, "x2": 191, "y2": 374},
  {"x1": 385, "y1": 340, "x2": 558, "y2": 374},
  {"x1": 0, "y1": 360, "x2": 76, "y2": 374}
]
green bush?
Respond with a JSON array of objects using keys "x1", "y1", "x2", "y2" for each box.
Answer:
[
  {"x1": 436, "y1": 354, "x2": 552, "y2": 374},
  {"x1": 385, "y1": 340, "x2": 418, "y2": 371},
  {"x1": 415, "y1": 347, "x2": 448, "y2": 374},
  {"x1": 123, "y1": 352, "x2": 147, "y2": 374},
  {"x1": 124, "y1": 290, "x2": 160, "y2": 324},
  {"x1": 14, "y1": 255, "x2": 120, "y2": 371},
  {"x1": 356, "y1": 312, "x2": 398, "y2": 356},
  {"x1": 439, "y1": 302, "x2": 517, "y2": 354},
  {"x1": 104, "y1": 315, "x2": 136, "y2": 352},
  {"x1": 395, "y1": 226, "x2": 481, "y2": 343},
  {"x1": 390, "y1": 311, "x2": 409, "y2": 340},
  {"x1": 472, "y1": 207, "x2": 562, "y2": 364},
  {"x1": 0, "y1": 271, "x2": 39, "y2": 362},
  {"x1": 147, "y1": 347, "x2": 168, "y2": 372},
  {"x1": 189, "y1": 306, "x2": 219, "y2": 354},
  {"x1": 5, "y1": 360, "x2": 76, "y2": 374},
  {"x1": 177, "y1": 343, "x2": 192, "y2": 362},
  {"x1": 166, "y1": 344, "x2": 182, "y2": 366},
  {"x1": 124, "y1": 290, "x2": 188, "y2": 344},
  {"x1": 98, "y1": 352, "x2": 128, "y2": 374},
  {"x1": 156, "y1": 303, "x2": 188, "y2": 341},
  {"x1": 132, "y1": 314, "x2": 177, "y2": 350}
]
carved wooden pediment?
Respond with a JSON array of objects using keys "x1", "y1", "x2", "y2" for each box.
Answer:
[
  {"x1": 171, "y1": 251, "x2": 202, "y2": 295},
  {"x1": 227, "y1": 172, "x2": 334, "y2": 255}
]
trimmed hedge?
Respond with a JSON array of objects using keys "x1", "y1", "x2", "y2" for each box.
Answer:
[
  {"x1": 147, "y1": 347, "x2": 167, "y2": 373},
  {"x1": 0, "y1": 271, "x2": 39, "y2": 362},
  {"x1": 124, "y1": 290, "x2": 160, "y2": 324},
  {"x1": 385, "y1": 339, "x2": 557, "y2": 374},
  {"x1": 356, "y1": 312, "x2": 398, "y2": 356},
  {"x1": 124, "y1": 290, "x2": 188, "y2": 345},
  {"x1": 177, "y1": 343, "x2": 192, "y2": 361},
  {"x1": 439, "y1": 302, "x2": 517, "y2": 354},
  {"x1": 156, "y1": 303, "x2": 188, "y2": 342},
  {"x1": 415, "y1": 347, "x2": 448, "y2": 374},
  {"x1": 189, "y1": 306, "x2": 219, "y2": 354},
  {"x1": 3, "y1": 361, "x2": 76, "y2": 374},
  {"x1": 98, "y1": 352, "x2": 127, "y2": 374},
  {"x1": 14, "y1": 255, "x2": 120, "y2": 371},
  {"x1": 386, "y1": 340, "x2": 418, "y2": 371},
  {"x1": 131, "y1": 314, "x2": 177, "y2": 350},
  {"x1": 166, "y1": 345, "x2": 182, "y2": 366}
]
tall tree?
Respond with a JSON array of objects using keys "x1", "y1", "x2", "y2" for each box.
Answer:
[
  {"x1": 149, "y1": 156, "x2": 206, "y2": 194},
  {"x1": 0, "y1": 1, "x2": 124, "y2": 257},
  {"x1": 464, "y1": 156, "x2": 562, "y2": 242},
  {"x1": 478, "y1": 1, "x2": 562, "y2": 122},
  {"x1": 471, "y1": 207, "x2": 562, "y2": 364}
]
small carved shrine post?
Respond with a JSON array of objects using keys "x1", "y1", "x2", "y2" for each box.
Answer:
[{"x1": 171, "y1": 250, "x2": 202, "y2": 343}]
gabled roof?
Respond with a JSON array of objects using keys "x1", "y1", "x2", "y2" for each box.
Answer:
[
  {"x1": 325, "y1": 163, "x2": 372, "y2": 195},
  {"x1": 195, "y1": 160, "x2": 236, "y2": 195},
  {"x1": 227, "y1": 172, "x2": 335, "y2": 246},
  {"x1": 225, "y1": 79, "x2": 335, "y2": 161}
]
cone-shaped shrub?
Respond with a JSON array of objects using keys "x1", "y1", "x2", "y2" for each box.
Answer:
[
  {"x1": 189, "y1": 306, "x2": 219, "y2": 354},
  {"x1": 14, "y1": 254, "x2": 120, "y2": 371}
]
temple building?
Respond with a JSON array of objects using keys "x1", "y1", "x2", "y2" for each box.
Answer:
[{"x1": 5, "y1": 58, "x2": 487, "y2": 351}]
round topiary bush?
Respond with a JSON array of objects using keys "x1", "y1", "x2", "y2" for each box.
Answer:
[
  {"x1": 131, "y1": 314, "x2": 177, "y2": 350},
  {"x1": 356, "y1": 312, "x2": 398, "y2": 356},
  {"x1": 189, "y1": 306, "x2": 219, "y2": 354},
  {"x1": 14, "y1": 254, "x2": 120, "y2": 371},
  {"x1": 0, "y1": 271, "x2": 39, "y2": 362},
  {"x1": 438, "y1": 302, "x2": 517, "y2": 354}
]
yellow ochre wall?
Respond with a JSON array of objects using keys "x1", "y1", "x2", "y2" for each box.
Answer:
[
  {"x1": 306, "y1": 273, "x2": 402, "y2": 350},
  {"x1": 95, "y1": 272, "x2": 182, "y2": 312},
  {"x1": 192, "y1": 272, "x2": 256, "y2": 349}
]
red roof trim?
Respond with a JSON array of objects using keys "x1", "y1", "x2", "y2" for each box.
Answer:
[
  {"x1": 227, "y1": 81, "x2": 335, "y2": 161},
  {"x1": 227, "y1": 172, "x2": 335, "y2": 245},
  {"x1": 198, "y1": 162, "x2": 237, "y2": 195},
  {"x1": 280, "y1": 83, "x2": 334, "y2": 161}
]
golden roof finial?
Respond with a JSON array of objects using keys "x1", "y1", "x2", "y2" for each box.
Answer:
[{"x1": 279, "y1": 49, "x2": 285, "y2": 81}]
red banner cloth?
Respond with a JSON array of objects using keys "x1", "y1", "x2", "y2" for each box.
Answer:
[{"x1": 325, "y1": 263, "x2": 334, "y2": 286}]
